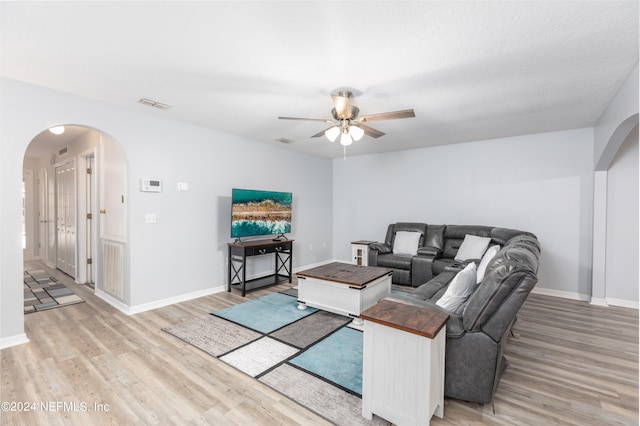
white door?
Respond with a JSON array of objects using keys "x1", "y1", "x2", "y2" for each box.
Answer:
[
  {"x1": 99, "y1": 135, "x2": 127, "y2": 300},
  {"x1": 38, "y1": 168, "x2": 48, "y2": 260},
  {"x1": 22, "y1": 169, "x2": 35, "y2": 260},
  {"x1": 100, "y1": 138, "x2": 126, "y2": 241},
  {"x1": 56, "y1": 161, "x2": 76, "y2": 277}
]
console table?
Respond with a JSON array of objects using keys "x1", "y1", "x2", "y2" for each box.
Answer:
[
  {"x1": 227, "y1": 239, "x2": 293, "y2": 296},
  {"x1": 361, "y1": 299, "x2": 449, "y2": 425}
]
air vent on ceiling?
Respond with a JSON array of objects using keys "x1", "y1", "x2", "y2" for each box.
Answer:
[
  {"x1": 275, "y1": 138, "x2": 295, "y2": 144},
  {"x1": 137, "y1": 98, "x2": 171, "y2": 110}
]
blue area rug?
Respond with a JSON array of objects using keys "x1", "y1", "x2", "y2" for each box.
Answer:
[
  {"x1": 164, "y1": 291, "x2": 390, "y2": 425},
  {"x1": 290, "y1": 326, "x2": 363, "y2": 395},
  {"x1": 213, "y1": 292, "x2": 317, "y2": 333}
]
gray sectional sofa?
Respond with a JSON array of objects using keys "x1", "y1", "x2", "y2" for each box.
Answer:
[{"x1": 369, "y1": 223, "x2": 540, "y2": 404}]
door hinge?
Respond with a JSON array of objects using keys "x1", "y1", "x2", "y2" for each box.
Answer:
[
  {"x1": 87, "y1": 258, "x2": 93, "y2": 265},
  {"x1": 87, "y1": 213, "x2": 93, "y2": 220},
  {"x1": 87, "y1": 168, "x2": 92, "y2": 174}
]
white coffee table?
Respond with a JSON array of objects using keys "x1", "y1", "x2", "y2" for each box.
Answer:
[{"x1": 296, "y1": 262, "x2": 392, "y2": 325}]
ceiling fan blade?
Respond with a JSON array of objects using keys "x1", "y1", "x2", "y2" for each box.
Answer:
[
  {"x1": 310, "y1": 126, "x2": 337, "y2": 138},
  {"x1": 278, "y1": 116, "x2": 334, "y2": 123},
  {"x1": 357, "y1": 109, "x2": 415, "y2": 123},
  {"x1": 354, "y1": 123, "x2": 385, "y2": 139}
]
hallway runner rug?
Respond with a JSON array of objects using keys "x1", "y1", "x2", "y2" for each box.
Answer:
[
  {"x1": 163, "y1": 291, "x2": 390, "y2": 425},
  {"x1": 24, "y1": 269, "x2": 84, "y2": 314}
]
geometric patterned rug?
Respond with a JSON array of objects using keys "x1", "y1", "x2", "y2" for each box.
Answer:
[
  {"x1": 23, "y1": 269, "x2": 84, "y2": 314},
  {"x1": 164, "y1": 291, "x2": 391, "y2": 425}
]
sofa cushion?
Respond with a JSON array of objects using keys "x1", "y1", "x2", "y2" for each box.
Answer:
[
  {"x1": 387, "y1": 222, "x2": 428, "y2": 246},
  {"x1": 424, "y1": 225, "x2": 445, "y2": 250},
  {"x1": 476, "y1": 244, "x2": 500, "y2": 284},
  {"x1": 393, "y1": 231, "x2": 421, "y2": 255},
  {"x1": 436, "y1": 263, "x2": 477, "y2": 312},
  {"x1": 455, "y1": 234, "x2": 491, "y2": 261},
  {"x1": 377, "y1": 253, "x2": 413, "y2": 270}
]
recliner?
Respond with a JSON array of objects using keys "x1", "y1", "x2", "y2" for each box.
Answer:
[
  {"x1": 367, "y1": 222, "x2": 431, "y2": 286},
  {"x1": 382, "y1": 233, "x2": 540, "y2": 404}
]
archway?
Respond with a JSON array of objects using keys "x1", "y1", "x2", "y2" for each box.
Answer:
[{"x1": 22, "y1": 124, "x2": 128, "y2": 312}]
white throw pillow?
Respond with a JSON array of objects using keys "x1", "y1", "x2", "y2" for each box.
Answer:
[
  {"x1": 455, "y1": 234, "x2": 492, "y2": 261},
  {"x1": 436, "y1": 263, "x2": 477, "y2": 312},
  {"x1": 476, "y1": 245, "x2": 500, "y2": 284},
  {"x1": 392, "y1": 231, "x2": 421, "y2": 255}
]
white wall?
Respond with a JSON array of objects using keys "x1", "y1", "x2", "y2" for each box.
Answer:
[
  {"x1": 0, "y1": 78, "x2": 333, "y2": 344},
  {"x1": 605, "y1": 127, "x2": 639, "y2": 305},
  {"x1": 333, "y1": 128, "x2": 595, "y2": 299}
]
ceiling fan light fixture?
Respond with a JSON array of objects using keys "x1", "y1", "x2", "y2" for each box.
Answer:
[
  {"x1": 340, "y1": 131, "x2": 353, "y2": 146},
  {"x1": 49, "y1": 126, "x2": 65, "y2": 135},
  {"x1": 350, "y1": 125, "x2": 364, "y2": 141},
  {"x1": 325, "y1": 126, "x2": 340, "y2": 142}
]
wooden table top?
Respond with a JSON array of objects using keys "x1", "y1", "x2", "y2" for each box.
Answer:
[
  {"x1": 296, "y1": 262, "x2": 393, "y2": 287},
  {"x1": 227, "y1": 238, "x2": 293, "y2": 248},
  {"x1": 360, "y1": 299, "x2": 450, "y2": 338}
]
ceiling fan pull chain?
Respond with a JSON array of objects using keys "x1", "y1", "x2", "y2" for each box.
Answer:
[{"x1": 343, "y1": 145, "x2": 347, "y2": 160}]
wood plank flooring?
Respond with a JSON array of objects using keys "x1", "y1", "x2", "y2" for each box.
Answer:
[{"x1": 1, "y1": 262, "x2": 637, "y2": 425}]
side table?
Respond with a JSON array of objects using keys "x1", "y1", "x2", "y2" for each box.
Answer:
[
  {"x1": 360, "y1": 299, "x2": 449, "y2": 425},
  {"x1": 351, "y1": 240, "x2": 376, "y2": 266}
]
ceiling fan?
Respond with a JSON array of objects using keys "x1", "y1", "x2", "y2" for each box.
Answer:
[{"x1": 278, "y1": 90, "x2": 415, "y2": 147}]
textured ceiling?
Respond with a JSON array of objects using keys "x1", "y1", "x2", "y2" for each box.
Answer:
[{"x1": 2, "y1": 1, "x2": 638, "y2": 158}]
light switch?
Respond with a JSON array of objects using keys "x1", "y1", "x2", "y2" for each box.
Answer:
[
  {"x1": 177, "y1": 182, "x2": 189, "y2": 191},
  {"x1": 145, "y1": 213, "x2": 157, "y2": 224}
]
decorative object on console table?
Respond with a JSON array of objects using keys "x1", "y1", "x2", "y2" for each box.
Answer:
[
  {"x1": 296, "y1": 262, "x2": 392, "y2": 326},
  {"x1": 351, "y1": 240, "x2": 376, "y2": 266},
  {"x1": 360, "y1": 299, "x2": 449, "y2": 425},
  {"x1": 227, "y1": 239, "x2": 293, "y2": 297}
]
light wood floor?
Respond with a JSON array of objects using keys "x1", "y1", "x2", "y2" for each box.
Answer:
[{"x1": 1, "y1": 262, "x2": 637, "y2": 425}]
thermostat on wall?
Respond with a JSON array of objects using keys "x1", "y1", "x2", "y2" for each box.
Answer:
[{"x1": 140, "y1": 179, "x2": 162, "y2": 192}]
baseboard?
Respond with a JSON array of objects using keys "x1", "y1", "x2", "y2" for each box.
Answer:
[
  {"x1": 293, "y1": 259, "x2": 340, "y2": 273},
  {"x1": 589, "y1": 297, "x2": 609, "y2": 307},
  {"x1": 96, "y1": 286, "x2": 225, "y2": 315},
  {"x1": 127, "y1": 286, "x2": 225, "y2": 314},
  {"x1": 530, "y1": 287, "x2": 590, "y2": 302},
  {"x1": 95, "y1": 289, "x2": 132, "y2": 315},
  {"x1": 93, "y1": 259, "x2": 340, "y2": 316},
  {"x1": 0, "y1": 333, "x2": 30, "y2": 350},
  {"x1": 605, "y1": 297, "x2": 639, "y2": 309}
]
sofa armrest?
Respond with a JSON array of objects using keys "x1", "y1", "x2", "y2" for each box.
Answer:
[
  {"x1": 369, "y1": 242, "x2": 392, "y2": 254},
  {"x1": 417, "y1": 246, "x2": 442, "y2": 257},
  {"x1": 411, "y1": 256, "x2": 433, "y2": 287}
]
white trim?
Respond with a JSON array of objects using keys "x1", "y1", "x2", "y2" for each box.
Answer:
[
  {"x1": 589, "y1": 297, "x2": 609, "y2": 307},
  {"x1": 532, "y1": 287, "x2": 638, "y2": 309},
  {"x1": 96, "y1": 286, "x2": 224, "y2": 315},
  {"x1": 605, "y1": 298, "x2": 639, "y2": 309},
  {"x1": 0, "y1": 333, "x2": 30, "y2": 350},
  {"x1": 530, "y1": 287, "x2": 590, "y2": 302},
  {"x1": 91, "y1": 258, "x2": 340, "y2": 316},
  {"x1": 95, "y1": 289, "x2": 130, "y2": 314},
  {"x1": 293, "y1": 258, "x2": 339, "y2": 273}
]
